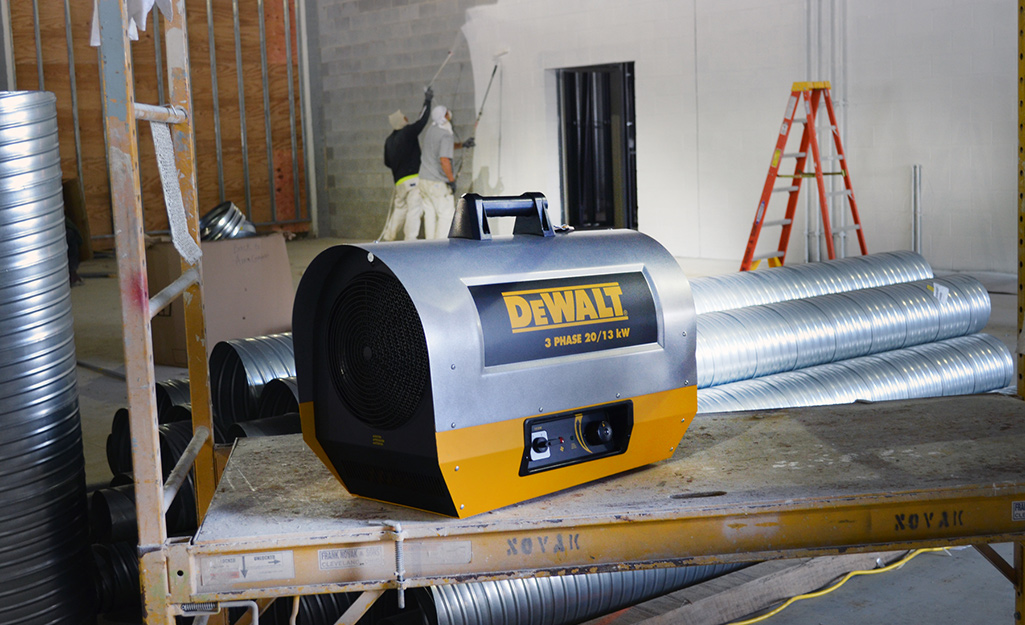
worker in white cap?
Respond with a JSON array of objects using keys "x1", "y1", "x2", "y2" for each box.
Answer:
[
  {"x1": 382, "y1": 88, "x2": 433, "y2": 240},
  {"x1": 418, "y1": 104, "x2": 473, "y2": 239}
]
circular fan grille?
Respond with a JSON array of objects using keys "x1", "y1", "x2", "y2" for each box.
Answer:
[{"x1": 328, "y1": 271, "x2": 429, "y2": 430}]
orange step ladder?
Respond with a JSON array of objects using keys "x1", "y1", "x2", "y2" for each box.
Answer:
[{"x1": 740, "y1": 81, "x2": 867, "y2": 271}]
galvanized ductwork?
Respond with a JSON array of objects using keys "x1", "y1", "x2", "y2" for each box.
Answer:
[
  {"x1": 698, "y1": 334, "x2": 1013, "y2": 413},
  {"x1": 689, "y1": 251, "x2": 933, "y2": 314},
  {"x1": 256, "y1": 375, "x2": 300, "y2": 418},
  {"x1": 0, "y1": 91, "x2": 93, "y2": 623},
  {"x1": 696, "y1": 275, "x2": 991, "y2": 387},
  {"x1": 155, "y1": 376, "x2": 191, "y2": 419},
  {"x1": 425, "y1": 563, "x2": 747, "y2": 625},
  {"x1": 226, "y1": 413, "x2": 301, "y2": 439},
  {"x1": 199, "y1": 200, "x2": 256, "y2": 240},
  {"x1": 209, "y1": 333, "x2": 296, "y2": 428}
]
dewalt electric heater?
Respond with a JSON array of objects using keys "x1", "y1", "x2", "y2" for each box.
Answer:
[{"x1": 293, "y1": 193, "x2": 697, "y2": 517}]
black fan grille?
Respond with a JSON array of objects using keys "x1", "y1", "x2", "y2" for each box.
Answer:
[{"x1": 328, "y1": 272, "x2": 429, "y2": 430}]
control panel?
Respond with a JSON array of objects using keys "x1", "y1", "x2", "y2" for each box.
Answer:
[{"x1": 519, "y1": 401, "x2": 633, "y2": 475}]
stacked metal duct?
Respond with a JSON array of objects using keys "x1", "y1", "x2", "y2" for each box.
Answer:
[
  {"x1": 427, "y1": 563, "x2": 747, "y2": 625},
  {"x1": 699, "y1": 334, "x2": 1012, "y2": 412},
  {"x1": 255, "y1": 375, "x2": 300, "y2": 419},
  {"x1": 209, "y1": 333, "x2": 296, "y2": 429},
  {"x1": 199, "y1": 200, "x2": 256, "y2": 240},
  {"x1": 0, "y1": 91, "x2": 93, "y2": 623},
  {"x1": 696, "y1": 275, "x2": 991, "y2": 387},
  {"x1": 690, "y1": 250, "x2": 932, "y2": 314},
  {"x1": 692, "y1": 252, "x2": 1012, "y2": 414}
]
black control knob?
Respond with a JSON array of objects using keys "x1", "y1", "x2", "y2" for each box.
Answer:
[
  {"x1": 531, "y1": 436, "x2": 550, "y2": 454},
  {"x1": 584, "y1": 420, "x2": 613, "y2": 446}
]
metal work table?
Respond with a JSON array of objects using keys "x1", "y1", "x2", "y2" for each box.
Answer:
[{"x1": 168, "y1": 393, "x2": 1025, "y2": 606}]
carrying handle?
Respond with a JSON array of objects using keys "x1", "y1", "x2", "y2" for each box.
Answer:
[{"x1": 448, "y1": 192, "x2": 555, "y2": 240}]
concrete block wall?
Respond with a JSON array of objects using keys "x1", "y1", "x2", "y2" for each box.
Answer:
[
  {"x1": 317, "y1": 0, "x2": 1016, "y2": 272},
  {"x1": 316, "y1": 0, "x2": 493, "y2": 240}
]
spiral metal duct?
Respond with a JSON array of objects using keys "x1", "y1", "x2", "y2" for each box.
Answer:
[
  {"x1": 428, "y1": 563, "x2": 746, "y2": 625},
  {"x1": 226, "y1": 413, "x2": 302, "y2": 440},
  {"x1": 210, "y1": 333, "x2": 295, "y2": 428},
  {"x1": 696, "y1": 275, "x2": 991, "y2": 387},
  {"x1": 199, "y1": 200, "x2": 256, "y2": 240},
  {"x1": 92, "y1": 542, "x2": 140, "y2": 619},
  {"x1": 90, "y1": 482, "x2": 138, "y2": 544},
  {"x1": 255, "y1": 375, "x2": 300, "y2": 419},
  {"x1": 0, "y1": 91, "x2": 93, "y2": 624},
  {"x1": 155, "y1": 376, "x2": 191, "y2": 420},
  {"x1": 697, "y1": 334, "x2": 1013, "y2": 413},
  {"x1": 690, "y1": 251, "x2": 933, "y2": 315}
]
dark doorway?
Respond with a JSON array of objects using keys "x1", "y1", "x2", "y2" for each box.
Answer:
[{"x1": 558, "y1": 63, "x2": 637, "y2": 230}]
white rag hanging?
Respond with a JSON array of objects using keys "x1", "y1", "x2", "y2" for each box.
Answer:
[
  {"x1": 151, "y1": 122, "x2": 203, "y2": 267},
  {"x1": 90, "y1": 0, "x2": 173, "y2": 47}
]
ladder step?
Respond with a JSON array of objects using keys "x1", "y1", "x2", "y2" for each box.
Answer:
[
  {"x1": 162, "y1": 426, "x2": 210, "y2": 513},
  {"x1": 135, "y1": 103, "x2": 188, "y2": 124},
  {"x1": 149, "y1": 267, "x2": 200, "y2": 319},
  {"x1": 753, "y1": 251, "x2": 786, "y2": 261},
  {"x1": 763, "y1": 219, "x2": 793, "y2": 228},
  {"x1": 773, "y1": 186, "x2": 800, "y2": 193},
  {"x1": 780, "y1": 172, "x2": 845, "y2": 178},
  {"x1": 782, "y1": 152, "x2": 806, "y2": 158},
  {"x1": 833, "y1": 224, "x2": 861, "y2": 233},
  {"x1": 827, "y1": 190, "x2": 851, "y2": 197}
]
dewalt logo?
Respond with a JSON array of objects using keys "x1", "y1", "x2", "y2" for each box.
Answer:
[{"x1": 501, "y1": 282, "x2": 626, "y2": 333}]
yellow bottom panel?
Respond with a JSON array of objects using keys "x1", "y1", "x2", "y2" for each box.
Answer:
[{"x1": 436, "y1": 386, "x2": 697, "y2": 517}]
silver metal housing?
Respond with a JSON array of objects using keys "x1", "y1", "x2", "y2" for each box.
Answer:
[{"x1": 345, "y1": 229, "x2": 696, "y2": 432}]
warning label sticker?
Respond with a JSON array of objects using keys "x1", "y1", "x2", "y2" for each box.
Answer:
[
  {"x1": 318, "y1": 545, "x2": 386, "y2": 570},
  {"x1": 1013, "y1": 501, "x2": 1025, "y2": 522},
  {"x1": 200, "y1": 551, "x2": 295, "y2": 587}
]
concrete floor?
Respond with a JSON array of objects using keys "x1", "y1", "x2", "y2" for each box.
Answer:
[{"x1": 71, "y1": 238, "x2": 1021, "y2": 624}]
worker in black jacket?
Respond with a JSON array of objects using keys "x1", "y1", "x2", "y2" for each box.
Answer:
[{"x1": 382, "y1": 88, "x2": 433, "y2": 240}]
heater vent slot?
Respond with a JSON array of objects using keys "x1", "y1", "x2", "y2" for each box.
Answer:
[{"x1": 328, "y1": 272, "x2": 429, "y2": 430}]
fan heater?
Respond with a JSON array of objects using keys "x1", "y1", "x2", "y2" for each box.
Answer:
[{"x1": 293, "y1": 193, "x2": 697, "y2": 517}]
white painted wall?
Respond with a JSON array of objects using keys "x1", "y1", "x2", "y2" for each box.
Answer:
[
  {"x1": 460, "y1": 0, "x2": 1016, "y2": 272},
  {"x1": 846, "y1": 0, "x2": 1016, "y2": 272}
]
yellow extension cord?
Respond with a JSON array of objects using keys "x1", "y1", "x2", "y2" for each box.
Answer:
[{"x1": 728, "y1": 548, "x2": 951, "y2": 625}]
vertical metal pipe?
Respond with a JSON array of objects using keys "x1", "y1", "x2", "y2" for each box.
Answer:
[
  {"x1": 31, "y1": 0, "x2": 43, "y2": 89},
  {"x1": 296, "y1": 0, "x2": 319, "y2": 234},
  {"x1": 283, "y1": 0, "x2": 301, "y2": 219},
  {"x1": 0, "y1": 0, "x2": 16, "y2": 90},
  {"x1": 206, "y1": 0, "x2": 225, "y2": 202},
  {"x1": 912, "y1": 164, "x2": 923, "y2": 254},
  {"x1": 232, "y1": 0, "x2": 252, "y2": 219},
  {"x1": 154, "y1": 17, "x2": 165, "y2": 105},
  {"x1": 831, "y1": 0, "x2": 845, "y2": 258},
  {"x1": 257, "y1": 0, "x2": 276, "y2": 221},
  {"x1": 63, "y1": 0, "x2": 85, "y2": 198}
]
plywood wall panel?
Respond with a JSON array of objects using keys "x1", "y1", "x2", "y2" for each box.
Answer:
[{"x1": 7, "y1": 0, "x2": 309, "y2": 249}]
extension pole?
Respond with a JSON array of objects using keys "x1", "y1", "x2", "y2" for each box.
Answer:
[{"x1": 427, "y1": 32, "x2": 463, "y2": 90}]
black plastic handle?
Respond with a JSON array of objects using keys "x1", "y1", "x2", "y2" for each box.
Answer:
[{"x1": 448, "y1": 192, "x2": 555, "y2": 240}]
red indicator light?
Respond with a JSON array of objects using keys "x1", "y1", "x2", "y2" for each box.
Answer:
[{"x1": 559, "y1": 437, "x2": 565, "y2": 444}]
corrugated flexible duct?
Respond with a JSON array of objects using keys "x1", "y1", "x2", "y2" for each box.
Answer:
[
  {"x1": 689, "y1": 250, "x2": 932, "y2": 314},
  {"x1": 0, "y1": 91, "x2": 93, "y2": 624},
  {"x1": 696, "y1": 275, "x2": 990, "y2": 387},
  {"x1": 425, "y1": 563, "x2": 747, "y2": 625},
  {"x1": 209, "y1": 332, "x2": 295, "y2": 428},
  {"x1": 698, "y1": 334, "x2": 1013, "y2": 413}
]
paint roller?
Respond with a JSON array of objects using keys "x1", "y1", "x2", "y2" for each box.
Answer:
[{"x1": 472, "y1": 49, "x2": 508, "y2": 132}]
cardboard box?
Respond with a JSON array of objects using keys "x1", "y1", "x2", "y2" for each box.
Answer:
[{"x1": 147, "y1": 233, "x2": 293, "y2": 367}]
